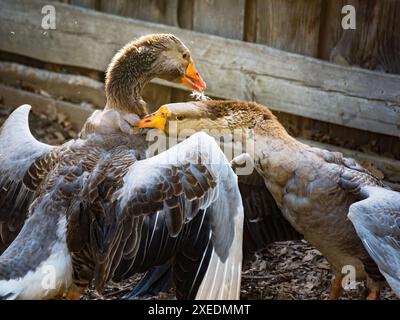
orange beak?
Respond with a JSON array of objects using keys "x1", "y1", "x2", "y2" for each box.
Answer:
[
  {"x1": 182, "y1": 62, "x2": 206, "y2": 93},
  {"x1": 136, "y1": 106, "x2": 170, "y2": 131}
]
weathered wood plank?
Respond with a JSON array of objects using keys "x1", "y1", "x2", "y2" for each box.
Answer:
[
  {"x1": 0, "y1": 84, "x2": 93, "y2": 129},
  {"x1": 192, "y1": 0, "x2": 245, "y2": 40},
  {"x1": 317, "y1": 0, "x2": 346, "y2": 62},
  {"x1": 100, "y1": 0, "x2": 179, "y2": 26},
  {"x1": 249, "y1": 0, "x2": 322, "y2": 57},
  {"x1": 320, "y1": 0, "x2": 400, "y2": 74},
  {"x1": 0, "y1": 0, "x2": 399, "y2": 136},
  {"x1": 177, "y1": 0, "x2": 194, "y2": 30},
  {"x1": 70, "y1": 0, "x2": 98, "y2": 9},
  {"x1": 0, "y1": 62, "x2": 106, "y2": 108}
]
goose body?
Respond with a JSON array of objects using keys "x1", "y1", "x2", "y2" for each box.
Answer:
[
  {"x1": 0, "y1": 34, "x2": 246, "y2": 300},
  {"x1": 138, "y1": 100, "x2": 395, "y2": 299},
  {"x1": 0, "y1": 105, "x2": 244, "y2": 299}
]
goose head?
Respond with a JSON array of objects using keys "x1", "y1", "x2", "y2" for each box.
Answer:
[
  {"x1": 105, "y1": 34, "x2": 206, "y2": 116},
  {"x1": 136, "y1": 100, "x2": 282, "y2": 137}
]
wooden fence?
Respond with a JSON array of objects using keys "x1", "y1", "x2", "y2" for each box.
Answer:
[{"x1": 58, "y1": 0, "x2": 400, "y2": 74}]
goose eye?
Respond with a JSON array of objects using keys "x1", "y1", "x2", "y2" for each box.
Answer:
[
  {"x1": 176, "y1": 115, "x2": 185, "y2": 121},
  {"x1": 182, "y1": 53, "x2": 188, "y2": 59}
]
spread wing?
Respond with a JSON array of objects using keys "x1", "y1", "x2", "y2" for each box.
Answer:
[
  {"x1": 0, "y1": 105, "x2": 55, "y2": 252},
  {"x1": 83, "y1": 132, "x2": 243, "y2": 299},
  {"x1": 340, "y1": 170, "x2": 400, "y2": 297},
  {"x1": 124, "y1": 170, "x2": 302, "y2": 300}
]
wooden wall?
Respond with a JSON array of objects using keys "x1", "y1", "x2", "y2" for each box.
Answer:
[{"x1": 63, "y1": 0, "x2": 400, "y2": 74}]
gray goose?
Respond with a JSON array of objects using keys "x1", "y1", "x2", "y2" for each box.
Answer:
[
  {"x1": 137, "y1": 99, "x2": 397, "y2": 299},
  {"x1": 0, "y1": 33, "x2": 206, "y2": 254},
  {"x1": 0, "y1": 35, "x2": 245, "y2": 300}
]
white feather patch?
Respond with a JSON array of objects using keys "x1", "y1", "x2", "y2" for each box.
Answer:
[
  {"x1": 190, "y1": 91, "x2": 210, "y2": 101},
  {"x1": 0, "y1": 216, "x2": 73, "y2": 300}
]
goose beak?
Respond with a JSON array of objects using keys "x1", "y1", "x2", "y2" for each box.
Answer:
[
  {"x1": 136, "y1": 106, "x2": 170, "y2": 131},
  {"x1": 182, "y1": 63, "x2": 206, "y2": 93}
]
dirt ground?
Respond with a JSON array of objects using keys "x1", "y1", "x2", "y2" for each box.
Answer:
[{"x1": 0, "y1": 105, "x2": 397, "y2": 300}]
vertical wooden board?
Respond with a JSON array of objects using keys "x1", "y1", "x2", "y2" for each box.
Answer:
[
  {"x1": 244, "y1": 0, "x2": 257, "y2": 42},
  {"x1": 324, "y1": 0, "x2": 400, "y2": 74},
  {"x1": 178, "y1": 0, "x2": 194, "y2": 30},
  {"x1": 70, "y1": 0, "x2": 98, "y2": 9},
  {"x1": 317, "y1": 0, "x2": 347, "y2": 61},
  {"x1": 254, "y1": 0, "x2": 322, "y2": 57},
  {"x1": 376, "y1": 0, "x2": 400, "y2": 74},
  {"x1": 192, "y1": 0, "x2": 245, "y2": 40},
  {"x1": 142, "y1": 83, "x2": 172, "y2": 113},
  {"x1": 99, "y1": 0, "x2": 126, "y2": 15},
  {"x1": 100, "y1": 0, "x2": 179, "y2": 26},
  {"x1": 170, "y1": 88, "x2": 192, "y2": 103},
  {"x1": 329, "y1": 0, "x2": 379, "y2": 68}
]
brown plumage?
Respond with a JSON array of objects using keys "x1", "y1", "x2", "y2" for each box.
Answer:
[
  {"x1": 105, "y1": 34, "x2": 191, "y2": 115},
  {"x1": 139, "y1": 99, "x2": 389, "y2": 299}
]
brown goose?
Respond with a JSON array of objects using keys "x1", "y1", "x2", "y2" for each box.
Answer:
[
  {"x1": 0, "y1": 35, "x2": 244, "y2": 300},
  {"x1": 138, "y1": 99, "x2": 395, "y2": 299}
]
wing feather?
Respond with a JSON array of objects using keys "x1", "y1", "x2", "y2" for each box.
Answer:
[
  {"x1": 340, "y1": 169, "x2": 400, "y2": 297},
  {"x1": 0, "y1": 105, "x2": 54, "y2": 252},
  {"x1": 93, "y1": 132, "x2": 244, "y2": 298}
]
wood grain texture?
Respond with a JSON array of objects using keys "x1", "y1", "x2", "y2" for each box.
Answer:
[
  {"x1": 248, "y1": 0, "x2": 322, "y2": 57},
  {"x1": 317, "y1": 0, "x2": 346, "y2": 61},
  {"x1": 192, "y1": 0, "x2": 245, "y2": 40},
  {"x1": 0, "y1": 0, "x2": 399, "y2": 136},
  {"x1": 100, "y1": 0, "x2": 179, "y2": 26},
  {"x1": 177, "y1": 0, "x2": 194, "y2": 30},
  {"x1": 0, "y1": 62, "x2": 106, "y2": 108},
  {"x1": 320, "y1": 0, "x2": 400, "y2": 74},
  {"x1": 0, "y1": 84, "x2": 93, "y2": 129},
  {"x1": 70, "y1": 0, "x2": 99, "y2": 9}
]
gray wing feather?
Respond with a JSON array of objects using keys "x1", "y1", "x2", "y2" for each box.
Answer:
[
  {"x1": 0, "y1": 105, "x2": 54, "y2": 251},
  {"x1": 348, "y1": 186, "x2": 400, "y2": 297},
  {"x1": 0, "y1": 105, "x2": 53, "y2": 179},
  {"x1": 117, "y1": 132, "x2": 243, "y2": 262}
]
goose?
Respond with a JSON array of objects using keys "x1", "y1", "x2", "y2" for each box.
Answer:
[
  {"x1": 0, "y1": 33, "x2": 205, "y2": 254},
  {"x1": 0, "y1": 34, "x2": 244, "y2": 300},
  {"x1": 137, "y1": 99, "x2": 397, "y2": 299}
]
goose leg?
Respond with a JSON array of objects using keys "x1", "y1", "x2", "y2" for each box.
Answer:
[
  {"x1": 366, "y1": 278, "x2": 382, "y2": 300},
  {"x1": 328, "y1": 274, "x2": 344, "y2": 300},
  {"x1": 66, "y1": 284, "x2": 84, "y2": 300},
  {"x1": 366, "y1": 288, "x2": 380, "y2": 300}
]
